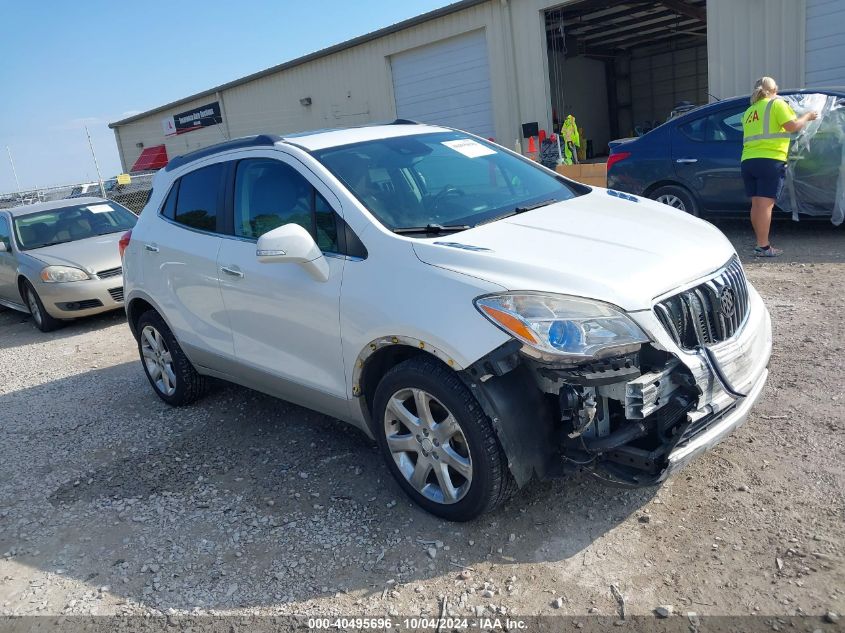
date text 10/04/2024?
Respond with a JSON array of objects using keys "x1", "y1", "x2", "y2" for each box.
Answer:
[{"x1": 306, "y1": 617, "x2": 528, "y2": 630}]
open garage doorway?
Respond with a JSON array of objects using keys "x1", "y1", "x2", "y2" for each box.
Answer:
[{"x1": 545, "y1": 0, "x2": 707, "y2": 160}]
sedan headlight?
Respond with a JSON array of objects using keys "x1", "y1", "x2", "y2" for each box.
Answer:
[
  {"x1": 474, "y1": 292, "x2": 648, "y2": 361},
  {"x1": 40, "y1": 265, "x2": 91, "y2": 283}
]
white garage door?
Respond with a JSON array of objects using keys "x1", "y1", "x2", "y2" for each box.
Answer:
[
  {"x1": 806, "y1": 0, "x2": 845, "y2": 87},
  {"x1": 390, "y1": 30, "x2": 495, "y2": 139}
]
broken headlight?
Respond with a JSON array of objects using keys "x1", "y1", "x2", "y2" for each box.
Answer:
[{"x1": 474, "y1": 292, "x2": 648, "y2": 362}]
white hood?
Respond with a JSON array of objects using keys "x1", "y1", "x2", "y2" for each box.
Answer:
[{"x1": 412, "y1": 189, "x2": 736, "y2": 311}]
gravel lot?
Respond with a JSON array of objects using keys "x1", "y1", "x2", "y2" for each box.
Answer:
[{"x1": 0, "y1": 219, "x2": 843, "y2": 624}]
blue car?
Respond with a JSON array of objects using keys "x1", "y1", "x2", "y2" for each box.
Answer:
[{"x1": 606, "y1": 89, "x2": 845, "y2": 218}]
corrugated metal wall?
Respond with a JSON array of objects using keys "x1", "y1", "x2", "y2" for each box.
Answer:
[
  {"x1": 707, "y1": 0, "x2": 806, "y2": 101},
  {"x1": 115, "y1": 1, "x2": 520, "y2": 170},
  {"x1": 630, "y1": 44, "x2": 708, "y2": 129},
  {"x1": 805, "y1": 0, "x2": 845, "y2": 87},
  {"x1": 116, "y1": 92, "x2": 235, "y2": 172},
  {"x1": 116, "y1": 0, "x2": 829, "y2": 171},
  {"x1": 112, "y1": 0, "x2": 578, "y2": 169}
]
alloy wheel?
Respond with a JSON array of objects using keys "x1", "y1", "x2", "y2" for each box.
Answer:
[
  {"x1": 26, "y1": 288, "x2": 42, "y2": 327},
  {"x1": 383, "y1": 387, "x2": 473, "y2": 504},
  {"x1": 656, "y1": 194, "x2": 686, "y2": 211},
  {"x1": 140, "y1": 325, "x2": 177, "y2": 397}
]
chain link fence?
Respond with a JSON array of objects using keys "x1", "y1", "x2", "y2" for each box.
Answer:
[{"x1": 0, "y1": 173, "x2": 155, "y2": 214}]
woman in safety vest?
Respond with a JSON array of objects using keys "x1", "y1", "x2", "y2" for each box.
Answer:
[{"x1": 741, "y1": 77, "x2": 818, "y2": 257}]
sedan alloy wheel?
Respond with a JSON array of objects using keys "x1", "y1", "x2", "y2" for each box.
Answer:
[
  {"x1": 26, "y1": 287, "x2": 42, "y2": 327},
  {"x1": 656, "y1": 193, "x2": 687, "y2": 211}
]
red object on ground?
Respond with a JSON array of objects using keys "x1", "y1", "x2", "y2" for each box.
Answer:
[
  {"x1": 131, "y1": 145, "x2": 168, "y2": 172},
  {"x1": 527, "y1": 136, "x2": 537, "y2": 153},
  {"x1": 538, "y1": 129, "x2": 547, "y2": 142},
  {"x1": 606, "y1": 151, "x2": 631, "y2": 171}
]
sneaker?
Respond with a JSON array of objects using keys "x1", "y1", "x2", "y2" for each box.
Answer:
[{"x1": 753, "y1": 245, "x2": 783, "y2": 257}]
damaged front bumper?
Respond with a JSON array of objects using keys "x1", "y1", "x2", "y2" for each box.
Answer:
[
  {"x1": 662, "y1": 365, "x2": 767, "y2": 480},
  {"x1": 461, "y1": 271, "x2": 773, "y2": 489}
]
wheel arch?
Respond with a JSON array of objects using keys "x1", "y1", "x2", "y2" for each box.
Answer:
[
  {"x1": 126, "y1": 292, "x2": 171, "y2": 341},
  {"x1": 644, "y1": 181, "x2": 702, "y2": 216},
  {"x1": 353, "y1": 336, "x2": 464, "y2": 430},
  {"x1": 16, "y1": 275, "x2": 29, "y2": 302},
  {"x1": 643, "y1": 179, "x2": 695, "y2": 198},
  {"x1": 355, "y1": 337, "x2": 558, "y2": 488}
]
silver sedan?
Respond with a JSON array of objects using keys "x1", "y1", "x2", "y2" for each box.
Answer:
[{"x1": 0, "y1": 197, "x2": 136, "y2": 331}]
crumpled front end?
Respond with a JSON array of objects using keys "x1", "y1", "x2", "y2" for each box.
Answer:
[{"x1": 463, "y1": 256, "x2": 772, "y2": 487}]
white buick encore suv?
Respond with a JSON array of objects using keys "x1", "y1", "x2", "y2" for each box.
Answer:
[{"x1": 122, "y1": 123, "x2": 772, "y2": 521}]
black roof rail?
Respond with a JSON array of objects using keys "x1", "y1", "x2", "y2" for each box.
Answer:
[
  {"x1": 391, "y1": 119, "x2": 422, "y2": 125},
  {"x1": 165, "y1": 134, "x2": 283, "y2": 172}
]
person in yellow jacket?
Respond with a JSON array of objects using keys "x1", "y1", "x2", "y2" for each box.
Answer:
[
  {"x1": 741, "y1": 77, "x2": 817, "y2": 256},
  {"x1": 560, "y1": 115, "x2": 580, "y2": 165}
]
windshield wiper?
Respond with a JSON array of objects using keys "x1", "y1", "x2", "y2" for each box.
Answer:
[
  {"x1": 478, "y1": 199, "x2": 559, "y2": 226},
  {"x1": 392, "y1": 223, "x2": 471, "y2": 235}
]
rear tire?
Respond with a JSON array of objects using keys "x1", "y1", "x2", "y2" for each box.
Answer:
[
  {"x1": 650, "y1": 184, "x2": 699, "y2": 216},
  {"x1": 373, "y1": 356, "x2": 513, "y2": 521},
  {"x1": 22, "y1": 280, "x2": 63, "y2": 332},
  {"x1": 136, "y1": 310, "x2": 207, "y2": 406}
]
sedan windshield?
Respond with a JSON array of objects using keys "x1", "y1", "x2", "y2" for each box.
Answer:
[
  {"x1": 13, "y1": 201, "x2": 137, "y2": 250},
  {"x1": 313, "y1": 132, "x2": 581, "y2": 233}
]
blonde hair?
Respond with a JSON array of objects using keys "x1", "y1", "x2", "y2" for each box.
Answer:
[{"x1": 751, "y1": 77, "x2": 778, "y2": 104}]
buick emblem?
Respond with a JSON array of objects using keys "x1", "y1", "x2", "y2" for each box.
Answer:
[{"x1": 720, "y1": 287, "x2": 737, "y2": 320}]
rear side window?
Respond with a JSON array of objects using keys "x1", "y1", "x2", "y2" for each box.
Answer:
[
  {"x1": 172, "y1": 163, "x2": 224, "y2": 231},
  {"x1": 680, "y1": 107, "x2": 745, "y2": 142},
  {"x1": 160, "y1": 182, "x2": 178, "y2": 219},
  {"x1": 234, "y1": 158, "x2": 338, "y2": 252}
]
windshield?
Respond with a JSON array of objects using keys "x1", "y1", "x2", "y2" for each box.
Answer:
[
  {"x1": 313, "y1": 132, "x2": 580, "y2": 232},
  {"x1": 13, "y1": 201, "x2": 137, "y2": 250}
]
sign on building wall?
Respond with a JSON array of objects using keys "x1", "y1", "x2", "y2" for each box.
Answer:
[{"x1": 162, "y1": 101, "x2": 222, "y2": 136}]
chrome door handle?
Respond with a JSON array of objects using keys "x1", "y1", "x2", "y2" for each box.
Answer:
[
  {"x1": 144, "y1": 243, "x2": 159, "y2": 252},
  {"x1": 220, "y1": 266, "x2": 244, "y2": 278},
  {"x1": 675, "y1": 158, "x2": 698, "y2": 164}
]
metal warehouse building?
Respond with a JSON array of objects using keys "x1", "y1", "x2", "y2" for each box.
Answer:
[{"x1": 109, "y1": 0, "x2": 845, "y2": 172}]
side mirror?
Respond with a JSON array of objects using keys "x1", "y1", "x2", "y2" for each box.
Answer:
[{"x1": 256, "y1": 223, "x2": 329, "y2": 282}]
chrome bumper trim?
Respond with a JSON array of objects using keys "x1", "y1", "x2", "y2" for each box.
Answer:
[{"x1": 664, "y1": 367, "x2": 768, "y2": 474}]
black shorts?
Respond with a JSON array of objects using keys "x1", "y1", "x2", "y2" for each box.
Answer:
[{"x1": 741, "y1": 158, "x2": 786, "y2": 199}]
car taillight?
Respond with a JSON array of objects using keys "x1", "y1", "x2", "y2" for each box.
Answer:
[
  {"x1": 118, "y1": 230, "x2": 132, "y2": 259},
  {"x1": 606, "y1": 151, "x2": 631, "y2": 171}
]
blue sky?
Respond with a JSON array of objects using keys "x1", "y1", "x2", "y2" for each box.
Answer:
[{"x1": 0, "y1": 0, "x2": 453, "y2": 192}]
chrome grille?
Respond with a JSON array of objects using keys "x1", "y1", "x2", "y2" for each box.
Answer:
[
  {"x1": 108, "y1": 287, "x2": 124, "y2": 302},
  {"x1": 655, "y1": 257, "x2": 749, "y2": 349},
  {"x1": 97, "y1": 266, "x2": 122, "y2": 279}
]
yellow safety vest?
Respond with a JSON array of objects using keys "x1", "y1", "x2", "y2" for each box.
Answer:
[
  {"x1": 561, "y1": 115, "x2": 580, "y2": 165},
  {"x1": 741, "y1": 97, "x2": 795, "y2": 162}
]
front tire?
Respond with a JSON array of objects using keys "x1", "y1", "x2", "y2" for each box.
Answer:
[
  {"x1": 650, "y1": 184, "x2": 699, "y2": 216},
  {"x1": 22, "y1": 280, "x2": 63, "y2": 332},
  {"x1": 136, "y1": 310, "x2": 207, "y2": 406},
  {"x1": 373, "y1": 356, "x2": 513, "y2": 521}
]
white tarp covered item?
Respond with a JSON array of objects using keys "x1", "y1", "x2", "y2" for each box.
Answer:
[{"x1": 778, "y1": 93, "x2": 845, "y2": 225}]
